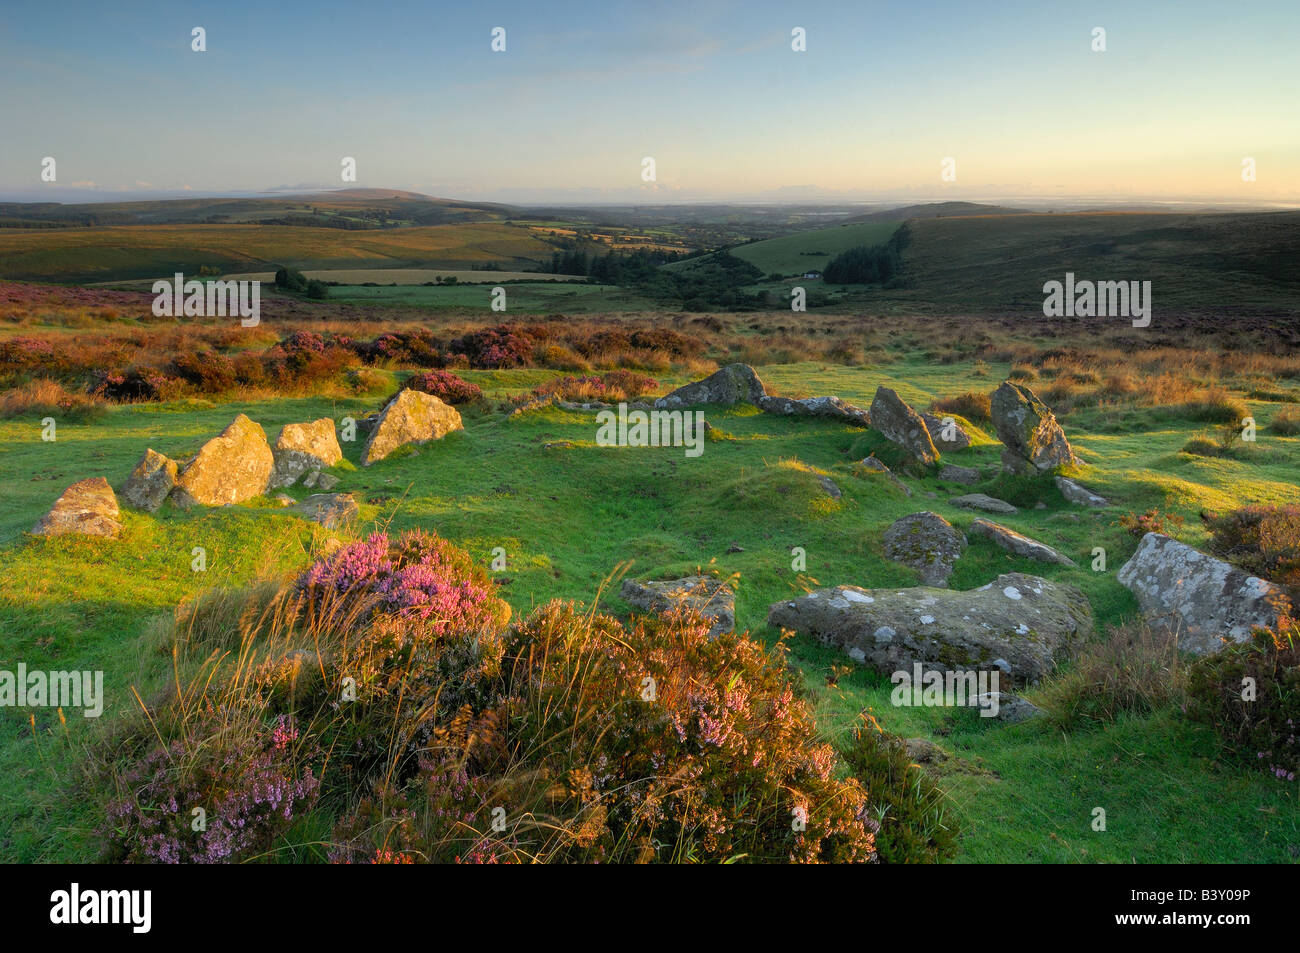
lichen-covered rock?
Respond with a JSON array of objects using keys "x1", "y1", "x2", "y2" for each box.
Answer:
[
  {"x1": 654, "y1": 363, "x2": 767, "y2": 408},
  {"x1": 287, "y1": 493, "x2": 359, "y2": 529},
  {"x1": 951, "y1": 493, "x2": 1019, "y2": 515},
  {"x1": 938, "y1": 463, "x2": 981, "y2": 486},
  {"x1": 32, "y1": 477, "x2": 122, "y2": 538},
  {"x1": 882, "y1": 512, "x2": 966, "y2": 587},
  {"x1": 869, "y1": 386, "x2": 939, "y2": 465},
  {"x1": 620, "y1": 576, "x2": 735, "y2": 638},
  {"x1": 921, "y1": 412, "x2": 972, "y2": 451},
  {"x1": 269, "y1": 419, "x2": 343, "y2": 488},
  {"x1": 991, "y1": 381, "x2": 1076, "y2": 472},
  {"x1": 172, "y1": 414, "x2": 274, "y2": 507},
  {"x1": 757, "y1": 394, "x2": 871, "y2": 427},
  {"x1": 767, "y1": 573, "x2": 1092, "y2": 683},
  {"x1": 121, "y1": 448, "x2": 177, "y2": 512},
  {"x1": 1116, "y1": 532, "x2": 1293, "y2": 655},
  {"x1": 361, "y1": 390, "x2": 463, "y2": 466},
  {"x1": 1055, "y1": 476, "x2": 1108, "y2": 507},
  {"x1": 969, "y1": 518, "x2": 1075, "y2": 566}
]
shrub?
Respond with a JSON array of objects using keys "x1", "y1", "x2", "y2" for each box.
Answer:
[
  {"x1": 1008, "y1": 365, "x2": 1039, "y2": 382},
  {"x1": 1188, "y1": 627, "x2": 1299, "y2": 782},
  {"x1": 102, "y1": 709, "x2": 320, "y2": 863},
  {"x1": 171, "y1": 350, "x2": 237, "y2": 393},
  {"x1": 1183, "y1": 388, "x2": 1249, "y2": 424},
  {"x1": 930, "y1": 391, "x2": 991, "y2": 424},
  {"x1": 90, "y1": 365, "x2": 178, "y2": 402},
  {"x1": 532, "y1": 369, "x2": 659, "y2": 403},
  {"x1": 297, "y1": 531, "x2": 508, "y2": 634},
  {"x1": 364, "y1": 330, "x2": 444, "y2": 366},
  {"x1": 0, "y1": 378, "x2": 105, "y2": 420},
  {"x1": 403, "y1": 369, "x2": 483, "y2": 405},
  {"x1": 327, "y1": 601, "x2": 878, "y2": 863},
  {"x1": 101, "y1": 533, "x2": 887, "y2": 864},
  {"x1": 450, "y1": 325, "x2": 537, "y2": 369},
  {"x1": 1269, "y1": 407, "x2": 1300, "y2": 436},
  {"x1": 836, "y1": 721, "x2": 958, "y2": 863},
  {"x1": 1036, "y1": 623, "x2": 1186, "y2": 728},
  {"x1": 1203, "y1": 504, "x2": 1300, "y2": 596},
  {"x1": 1116, "y1": 507, "x2": 1185, "y2": 539}
]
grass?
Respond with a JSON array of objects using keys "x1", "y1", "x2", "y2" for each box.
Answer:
[
  {"x1": 0, "y1": 222, "x2": 556, "y2": 283},
  {"x1": 2, "y1": 355, "x2": 1297, "y2": 861}
]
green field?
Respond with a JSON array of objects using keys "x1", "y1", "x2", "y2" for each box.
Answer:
[
  {"x1": 3, "y1": 358, "x2": 1297, "y2": 862},
  {"x1": 320, "y1": 280, "x2": 659, "y2": 311},
  {"x1": 727, "y1": 220, "x2": 902, "y2": 275}
]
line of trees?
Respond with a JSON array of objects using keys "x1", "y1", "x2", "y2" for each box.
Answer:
[{"x1": 822, "y1": 223, "x2": 912, "y2": 285}]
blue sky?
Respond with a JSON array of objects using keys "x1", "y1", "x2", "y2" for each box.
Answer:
[{"x1": 1, "y1": 0, "x2": 1297, "y2": 202}]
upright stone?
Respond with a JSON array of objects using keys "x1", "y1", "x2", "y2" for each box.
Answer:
[
  {"x1": 361, "y1": 390, "x2": 464, "y2": 466},
  {"x1": 122, "y1": 448, "x2": 178, "y2": 512},
  {"x1": 173, "y1": 414, "x2": 274, "y2": 507},
  {"x1": 991, "y1": 381, "x2": 1076, "y2": 472},
  {"x1": 869, "y1": 386, "x2": 940, "y2": 465},
  {"x1": 270, "y1": 418, "x2": 343, "y2": 488},
  {"x1": 654, "y1": 364, "x2": 767, "y2": 408}
]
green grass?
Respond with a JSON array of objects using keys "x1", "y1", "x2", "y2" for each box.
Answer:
[
  {"x1": 1, "y1": 358, "x2": 1297, "y2": 862},
  {"x1": 671, "y1": 220, "x2": 901, "y2": 277},
  {"x1": 320, "y1": 280, "x2": 659, "y2": 311}
]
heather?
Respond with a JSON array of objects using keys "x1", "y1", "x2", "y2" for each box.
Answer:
[
  {"x1": 401, "y1": 369, "x2": 483, "y2": 405},
  {"x1": 1203, "y1": 504, "x2": 1300, "y2": 600},
  {"x1": 93, "y1": 532, "x2": 882, "y2": 863},
  {"x1": 1188, "y1": 627, "x2": 1300, "y2": 783}
]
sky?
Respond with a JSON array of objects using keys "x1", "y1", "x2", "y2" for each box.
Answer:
[{"x1": 1, "y1": 0, "x2": 1297, "y2": 204}]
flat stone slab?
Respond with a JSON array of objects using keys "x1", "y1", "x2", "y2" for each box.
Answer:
[
  {"x1": 33, "y1": 477, "x2": 122, "y2": 538},
  {"x1": 758, "y1": 394, "x2": 872, "y2": 427},
  {"x1": 969, "y1": 518, "x2": 1075, "y2": 566},
  {"x1": 287, "y1": 493, "x2": 359, "y2": 529},
  {"x1": 621, "y1": 576, "x2": 736, "y2": 638},
  {"x1": 1117, "y1": 532, "x2": 1293, "y2": 655},
  {"x1": 938, "y1": 464, "x2": 981, "y2": 486},
  {"x1": 951, "y1": 493, "x2": 1019, "y2": 515},
  {"x1": 768, "y1": 572, "x2": 1093, "y2": 683}
]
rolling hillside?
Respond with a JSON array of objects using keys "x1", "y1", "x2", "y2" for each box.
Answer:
[
  {"x1": 0, "y1": 222, "x2": 556, "y2": 283},
  {"x1": 886, "y1": 210, "x2": 1300, "y2": 313}
]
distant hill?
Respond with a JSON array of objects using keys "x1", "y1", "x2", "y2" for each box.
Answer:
[
  {"x1": 876, "y1": 210, "x2": 1300, "y2": 314},
  {"x1": 0, "y1": 190, "x2": 514, "y2": 229},
  {"x1": 842, "y1": 201, "x2": 1032, "y2": 223}
]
